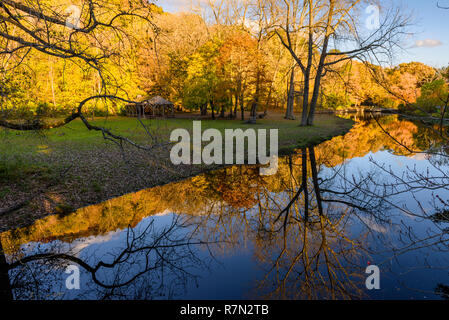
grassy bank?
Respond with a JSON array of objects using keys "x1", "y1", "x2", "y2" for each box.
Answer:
[{"x1": 0, "y1": 113, "x2": 353, "y2": 231}]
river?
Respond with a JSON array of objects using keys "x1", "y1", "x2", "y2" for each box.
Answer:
[{"x1": 1, "y1": 114, "x2": 449, "y2": 300}]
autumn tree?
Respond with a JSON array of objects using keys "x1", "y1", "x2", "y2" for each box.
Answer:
[
  {"x1": 182, "y1": 38, "x2": 224, "y2": 117},
  {"x1": 0, "y1": 0, "x2": 164, "y2": 150},
  {"x1": 218, "y1": 30, "x2": 261, "y2": 120},
  {"x1": 263, "y1": 0, "x2": 412, "y2": 125},
  {"x1": 416, "y1": 79, "x2": 449, "y2": 130},
  {"x1": 134, "y1": 12, "x2": 210, "y2": 103},
  {"x1": 386, "y1": 62, "x2": 436, "y2": 105}
]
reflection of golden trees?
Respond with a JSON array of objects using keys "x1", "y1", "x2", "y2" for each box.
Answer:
[
  {"x1": 1, "y1": 179, "x2": 211, "y2": 254},
  {"x1": 185, "y1": 148, "x2": 370, "y2": 299},
  {"x1": 1, "y1": 116, "x2": 431, "y2": 255},
  {"x1": 192, "y1": 167, "x2": 265, "y2": 209},
  {"x1": 1, "y1": 145, "x2": 373, "y2": 299},
  {"x1": 316, "y1": 116, "x2": 422, "y2": 167},
  {"x1": 0, "y1": 159, "x2": 303, "y2": 254},
  {"x1": 252, "y1": 214, "x2": 366, "y2": 299},
  {"x1": 2, "y1": 116, "x2": 448, "y2": 299},
  {"x1": 249, "y1": 148, "x2": 368, "y2": 300},
  {"x1": 1, "y1": 115, "x2": 442, "y2": 299}
]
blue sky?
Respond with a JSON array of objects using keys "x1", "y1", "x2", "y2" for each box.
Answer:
[
  {"x1": 157, "y1": 0, "x2": 449, "y2": 68},
  {"x1": 399, "y1": 0, "x2": 449, "y2": 67}
]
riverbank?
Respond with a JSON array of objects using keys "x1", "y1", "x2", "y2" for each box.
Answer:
[
  {"x1": 315, "y1": 107, "x2": 399, "y2": 114},
  {"x1": 0, "y1": 113, "x2": 354, "y2": 232}
]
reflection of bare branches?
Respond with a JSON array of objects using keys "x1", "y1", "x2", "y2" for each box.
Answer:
[
  {"x1": 324, "y1": 116, "x2": 449, "y2": 297},
  {"x1": 3, "y1": 112, "x2": 449, "y2": 299},
  {"x1": 370, "y1": 112, "x2": 449, "y2": 157},
  {"x1": 2, "y1": 216, "x2": 220, "y2": 300},
  {"x1": 435, "y1": 284, "x2": 449, "y2": 299},
  {"x1": 250, "y1": 147, "x2": 370, "y2": 299}
]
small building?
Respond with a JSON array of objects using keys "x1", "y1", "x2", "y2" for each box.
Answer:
[{"x1": 125, "y1": 96, "x2": 175, "y2": 118}]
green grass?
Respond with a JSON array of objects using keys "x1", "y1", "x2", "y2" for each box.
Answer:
[
  {"x1": 1, "y1": 115, "x2": 353, "y2": 151},
  {"x1": 0, "y1": 114, "x2": 353, "y2": 183},
  {"x1": 0, "y1": 113, "x2": 354, "y2": 230}
]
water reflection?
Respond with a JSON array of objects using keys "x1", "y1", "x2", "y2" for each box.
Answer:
[
  {"x1": 1, "y1": 115, "x2": 449, "y2": 300},
  {"x1": 1, "y1": 216, "x2": 218, "y2": 299}
]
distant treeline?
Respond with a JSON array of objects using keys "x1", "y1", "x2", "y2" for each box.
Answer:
[{"x1": 0, "y1": 2, "x2": 447, "y2": 120}]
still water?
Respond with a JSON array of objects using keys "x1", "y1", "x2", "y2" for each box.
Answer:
[{"x1": 1, "y1": 115, "x2": 449, "y2": 300}]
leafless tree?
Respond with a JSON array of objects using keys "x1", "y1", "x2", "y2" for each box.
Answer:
[{"x1": 261, "y1": 0, "x2": 412, "y2": 125}]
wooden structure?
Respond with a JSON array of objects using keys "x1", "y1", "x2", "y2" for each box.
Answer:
[{"x1": 125, "y1": 96, "x2": 175, "y2": 118}]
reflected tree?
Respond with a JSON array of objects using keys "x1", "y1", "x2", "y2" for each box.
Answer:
[
  {"x1": 1, "y1": 215, "x2": 219, "y2": 300},
  {"x1": 435, "y1": 283, "x2": 449, "y2": 299},
  {"x1": 250, "y1": 147, "x2": 373, "y2": 299},
  {"x1": 3, "y1": 114, "x2": 449, "y2": 300}
]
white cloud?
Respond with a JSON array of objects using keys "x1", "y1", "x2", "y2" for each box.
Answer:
[
  {"x1": 413, "y1": 39, "x2": 443, "y2": 48},
  {"x1": 358, "y1": 216, "x2": 388, "y2": 234}
]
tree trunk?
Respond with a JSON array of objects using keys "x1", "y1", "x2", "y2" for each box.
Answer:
[
  {"x1": 234, "y1": 94, "x2": 238, "y2": 118},
  {"x1": 200, "y1": 103, "x2": 207, "y2": 116},
  {"x1": 49, "y1": 57, "x2": 57, "y2": 110},
  {"x1": 301, "y1": 73, "x2": 310, "y2": 126},
  {"x1": 240, "y1": 93, "x2": 245, "y2": 121},
  {"x1": 308, "y1": 147, "x2": 323, "y2": 215},
  {"x1": 250, "y1": 71, "x2": 261, "y2": 119},
  {"x1": 285, "y1": 65, "x2": 296, "y2": 120},
  {"x1": 301, "y1": 148, "x2": 309, "y2": 221},
  {"x1": 265, "y1": 86, "x2": 273, "y2": 113},
  {"x1": 210, "y1": 100, "x2": 215, "y2": 119},
  {"x1": 307, "y1": 35, "x2": 330, "y2": 125},
  {"x1": 307, "y1": 1, "x2": 334, "y2": 126},
  {"x1": 300, "y1": 29, "x2": 313, "y2": 126}
]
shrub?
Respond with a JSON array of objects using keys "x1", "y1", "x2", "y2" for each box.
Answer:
[
  {"x1": 35, "y1": 102, "x2": 53, "y2": 117},
  {"x1": 416, "y1": 79, "x2": 449, "y2": 114},
  {"x1": 323, "y1": 93, "x2": 351, "y2": 110}
]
